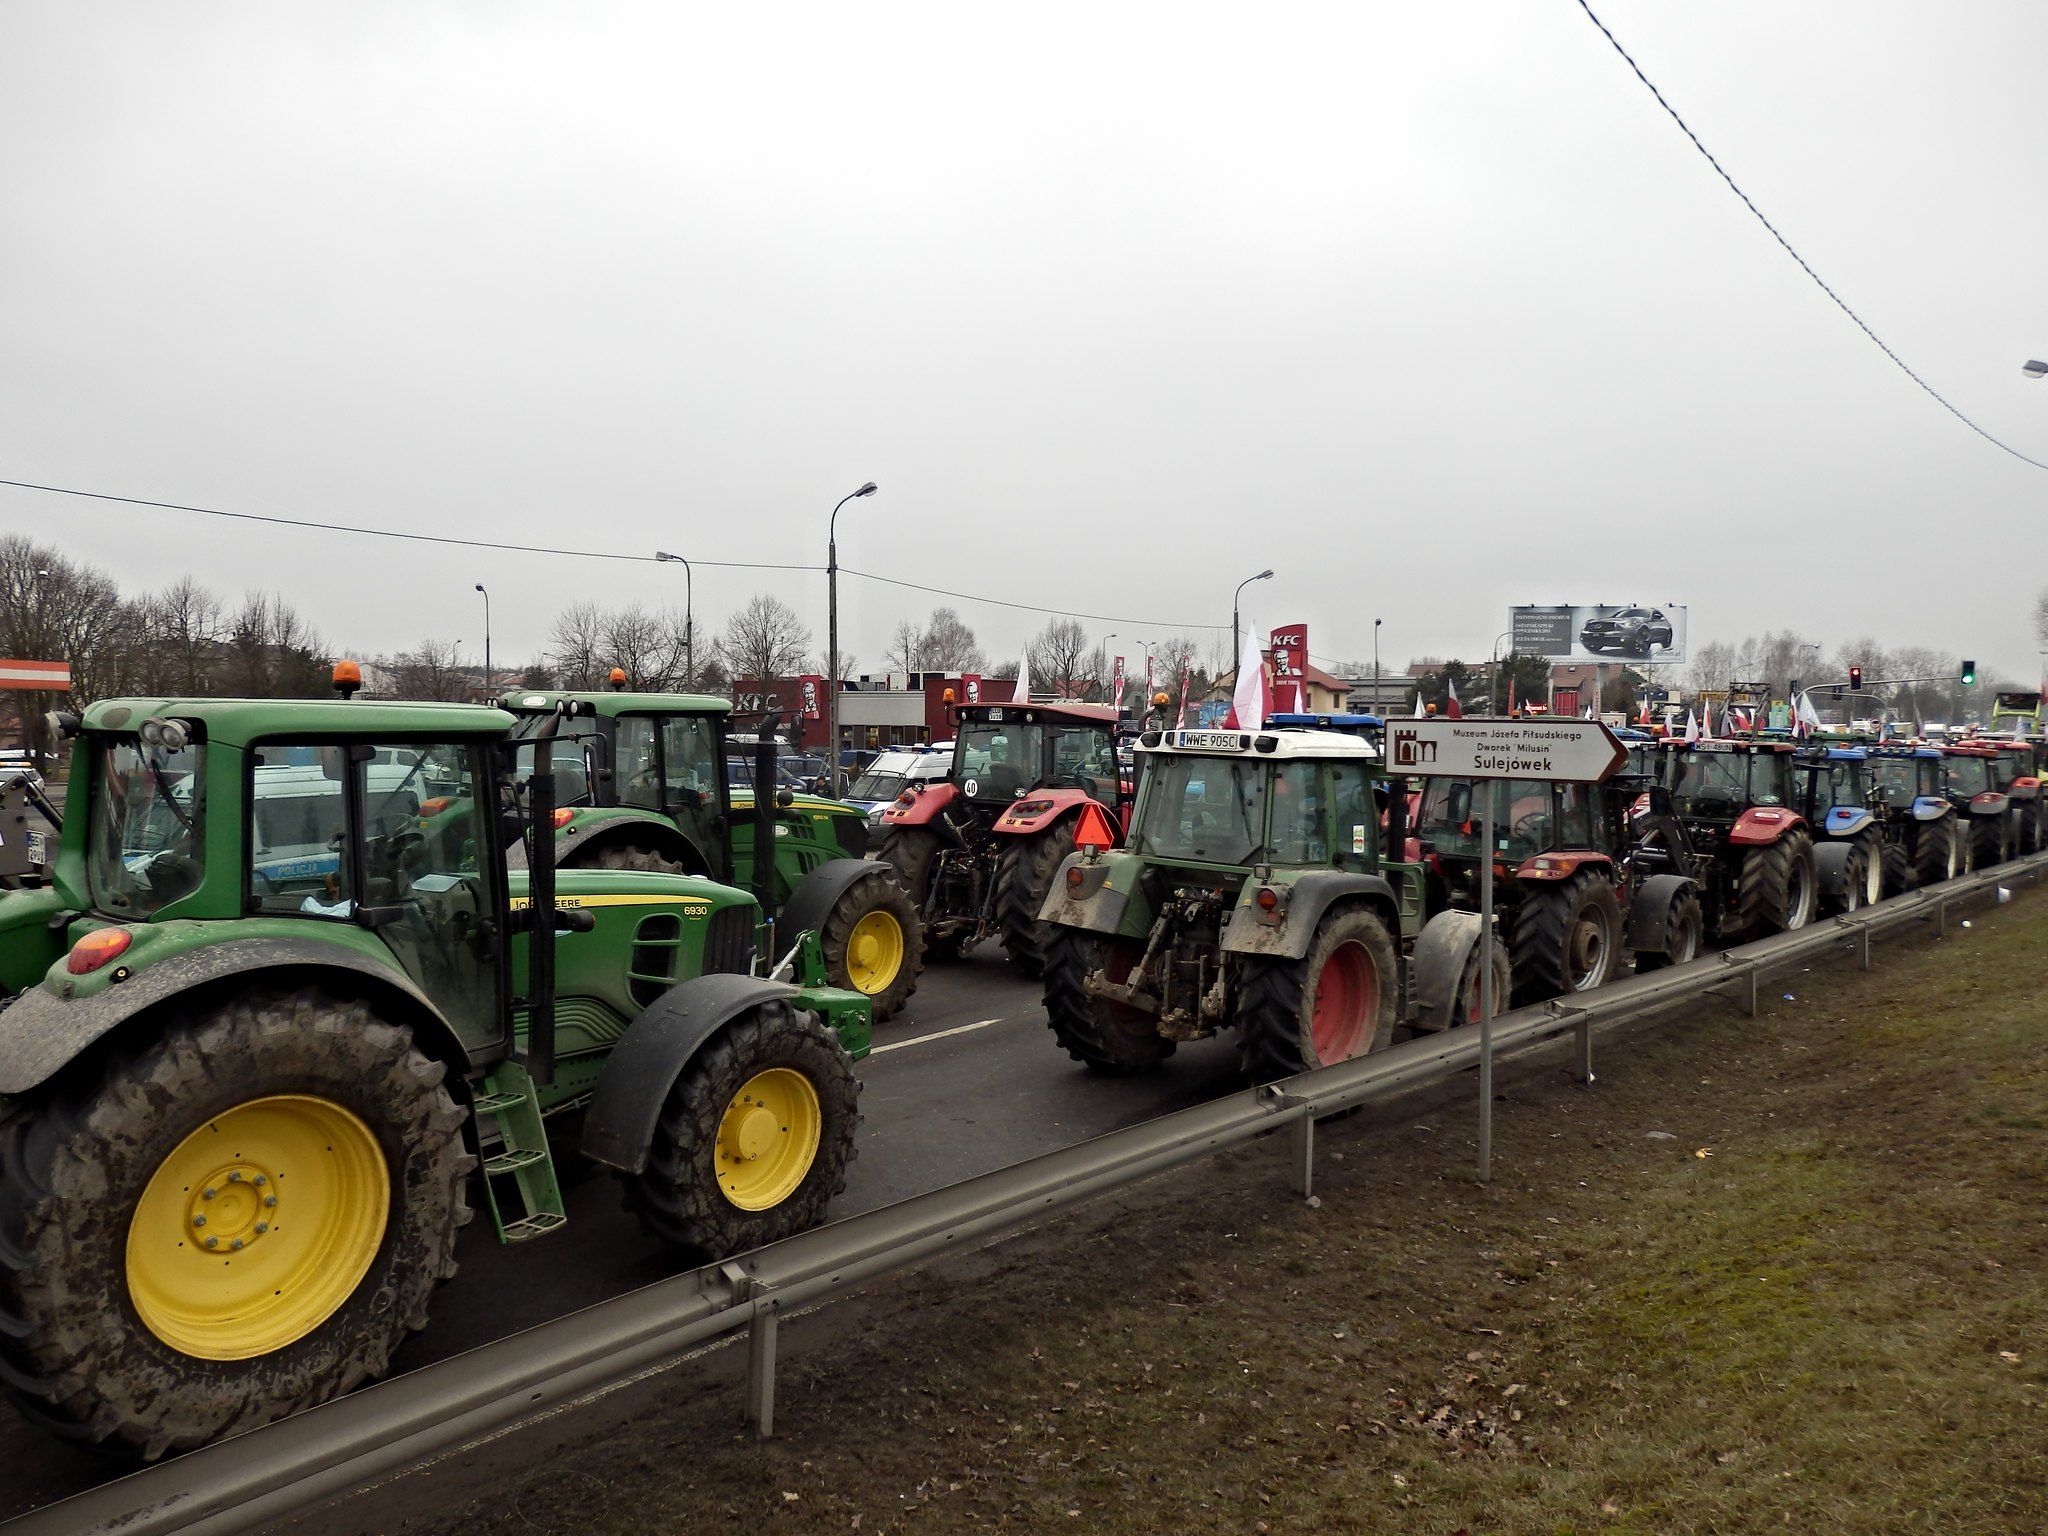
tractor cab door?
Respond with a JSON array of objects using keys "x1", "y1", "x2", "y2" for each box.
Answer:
[
  {"x1": 246, "y1": 739, "x2": 507, "y2": 1055},
  {"x1": 1049, "y1": 724, "x2": 1120, "y2": 806},
  {"x1": 659, "y1": 714, "x2": 728, "y2": 878}
]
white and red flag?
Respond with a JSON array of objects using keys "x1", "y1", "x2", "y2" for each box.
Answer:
[
  {"x1": 1683, "y1": 709, "x2": 1701, "y2": 744},
  {"x1": 1226, "y1": 622, "x2": 1271, "y2": 729},
  {"x1": 1444, "y1": 677, "x2": 1463, "y2": 719}
]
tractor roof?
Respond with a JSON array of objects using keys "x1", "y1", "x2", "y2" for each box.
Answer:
[
  {"x1": 80, "y1": 696, "x2": 514, "y2": 746},
  {"x1": 1137, "y1": 726, "x2": 1377, "y2": 761},
  {"x1": 959, "y1": 702, "x2": 1117, "y2": 727},
  {"x1": 501, "y1": 689, "x2": 732, "y2": 717},
  {"x1": 1266, "y1": 711, "x2": 1383, "y2": 731},
  {"x1": 1869, "y1": 745, "x2": 1942, "y2": 759},
  {"x1": 1797, "y1": 746, "x2": 1867, "y2": 762},
  {"x1": 1942, "y1": 743, "x2": 2002, "y2": 757},
  {"x1": 1660, "y1": 738, "x2": 1796, "y2": 754}
]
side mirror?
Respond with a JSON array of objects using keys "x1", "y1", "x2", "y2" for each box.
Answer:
[
  {"x1": 1446, "y1": 783, "x2": 1472, "y2": 825},
  {"x1": 776, "y1": 787, "x2": 795, "y2": 809}
]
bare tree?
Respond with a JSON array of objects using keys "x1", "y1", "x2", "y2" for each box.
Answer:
[
  {"x1": 547, "y1": 601, "x2": 607, "y2": 690},
  {"x1": 0, "y1": 535, "x2": 130, "y2": 760},
  {"x1": 2035, "y1": 586, "x2": 2048, "y2": 651},
  {"x1": 922, "y1": 607, "x2": 983, "y2": 671},
  {"x1": 1027, "y1": 617, "x2": 1101, "y2": 700},
  {"x1": 719, "y1": 593, "x2": 812, "y2": 686},
  {"x1": 883, "y1": 618, "x2": 928, "y2": 675},
  {"x1": 147, "y1": 577, "x2": 226, "y2": 695},
  {"x1": 388, "y1": 638, "x2": 469, "y2": 701},
  {"x1": 601, "y1": 605, "x2": 688, "y2": 690}
]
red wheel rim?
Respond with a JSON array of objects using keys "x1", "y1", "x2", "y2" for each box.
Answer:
[{"x1": 1310, "y1": 941, "x2": 1378, "y2": 1063}]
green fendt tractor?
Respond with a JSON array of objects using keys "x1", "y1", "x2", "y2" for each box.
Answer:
[
  {"x1": 0, "y1": 688, "x2": 870, "y2": 1458},
  {"x1": 1036, "y1": 725, "x2": 1492, "y2": 1081},
  {"x1": 501, "y1": 683, "x2": 922, "y2": 1019}
]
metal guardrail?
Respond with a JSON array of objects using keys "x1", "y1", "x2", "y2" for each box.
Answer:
[{"x1": 18, "y1": 849, "x2": 2047, "y2": 1536}]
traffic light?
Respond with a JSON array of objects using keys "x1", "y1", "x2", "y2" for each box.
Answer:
[
  {"x1": 1960, "y1": 660, "x2": 1977, "y2": 686},
  {"x1": 1848, "y1": 665, "x2": 1863, "y2": 691}
]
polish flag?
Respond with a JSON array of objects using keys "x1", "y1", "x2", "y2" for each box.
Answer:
[
  {"x1": 1444, "y1": 677, "x2": 1463, "y2": 719},
  {"x1": 1225, "y1": 622, "x2": 1271, "y2": 730},
  {"x1": 1794, "y1": 690, "x2": 1821, "y2": 739}
]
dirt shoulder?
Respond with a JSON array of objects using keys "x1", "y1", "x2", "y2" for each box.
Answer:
[{"x1": 337, "y1": 893, "x2": 2047, "y2": 1536}]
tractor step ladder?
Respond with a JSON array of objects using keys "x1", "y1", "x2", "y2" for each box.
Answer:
[{"x1": 473, "y1": 1062, "x2": 567, "y2": 1242}]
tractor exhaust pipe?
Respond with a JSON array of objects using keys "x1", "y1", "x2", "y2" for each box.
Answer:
[
  {"x1": 522, "y1": 711, "x2": 564, "y2": 1087},
  {"x1": 753, "y1": 712, "x2": 783, "y2": 936}
]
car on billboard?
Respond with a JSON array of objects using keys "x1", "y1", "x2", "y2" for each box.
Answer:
[{"x1": 1578, "y1": 606, "x2": 1674, "y2": 657}]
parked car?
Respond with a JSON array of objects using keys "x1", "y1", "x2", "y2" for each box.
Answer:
[
  {"x1": 1580, "y1": 607, "x2": 1674, "y2": 656},
  {"x1": 843, "y1": 748, "x2": 952, "y2": 824}
]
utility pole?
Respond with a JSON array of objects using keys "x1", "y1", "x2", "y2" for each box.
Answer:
[
  {"x1": 474, "y1": 584, "x2": 491, "y2": 698},
  {"x1": 827, "y1": 482, "x2": 878, "y2": 795}
]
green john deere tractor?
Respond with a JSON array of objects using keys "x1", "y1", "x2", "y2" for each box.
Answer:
[
  {"x1": 501, "y1": 686, "x2": 923, "y2": 1020},
  {"x1": 0, "y1": 690, "x2": 870, "y2": 1458},
  {"x1": 1036, "y1": 724, "x2": 1499, "y2": 1081}
]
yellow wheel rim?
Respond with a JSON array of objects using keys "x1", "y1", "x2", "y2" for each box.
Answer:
[
  {"x1": 126, "y1": 1095, "x2": 388, "y2": 1361},
  {"x1": 843, "y1": 909, "x2": 904, "y2": 996},
  {"x1": 716, "y1": 1069, "x2": 821, "y2": 1212}
]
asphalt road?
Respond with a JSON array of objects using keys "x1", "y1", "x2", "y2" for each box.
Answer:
[{"x1": 0, "y1": 945, "x2": 1254, "y2": 1519}]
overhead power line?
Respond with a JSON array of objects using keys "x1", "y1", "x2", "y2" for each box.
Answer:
[
  {"x1": 0, "y1": 476, "x2": 1229, "y2": 631},
  {"x1": 1572, "y1": 0, "x2": 2048, "y2": 474}
]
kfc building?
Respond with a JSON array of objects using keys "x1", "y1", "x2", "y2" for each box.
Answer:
[{"x1": 728, "y1": 672, "x2": 1015, "y2": 754}]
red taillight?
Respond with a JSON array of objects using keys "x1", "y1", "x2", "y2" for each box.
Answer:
[
  {"x1": 67, "y1": 928, "x2": 132, "y2": 975},
  {"x1": 551, "y1": 807, "x2": 575, "y2": 828},
  {"x1": 420, "y1": 797, "x2": 453, "y2": 817},
  {"x1": 1066, "y1": 867, "x2": 1083, "y2": 892},
  {"x1": 1255, "y1": 887, "x2": 1279, "y2": 912}
]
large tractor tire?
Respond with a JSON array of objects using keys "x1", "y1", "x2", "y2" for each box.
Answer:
[
  {"x1": 1632, "y1": 885, "x2": 1704, "y2": 973},
  {"x1": 1879, "y1": 837, "x2": 1914, "y2": 898},
  {"x1": 816, "y1": 869, "x2": 923, "y2": 1022},
  {"x1": 1508, "y1": 871, "x2": 1623, "y2": 1005},
  {"x1": 992, "y1": 831, "x2": 1069, "y2": 980},
  {"x1": 1237, "y1": 907, "x2": 1398, "y2": 1083},
  {"x1": 1041, "y1": 928, "x2": 1173, "y2": 1074},
  {"x1": 1967, "y1": 814, "x2": 2008, "y2": 872},
  {"x1": 621, "y1": 1000, "x2": 858, "y2": 1263},
  {"x1": 0, "y1": 989, "x2": 471, "y2": 1460},
  {"x1": 1914, "y1": 818, "x2": 1960, "y2": 887},
  {"x1": 1733, "y1": 830, "x2": 1816, "y2": 940},
  {"x1": 1821, "y1": 839, "x2": 1881, "y2": 918},
  {"x1": 874, "y1": 827, "x2": 943, "y2": 906}
]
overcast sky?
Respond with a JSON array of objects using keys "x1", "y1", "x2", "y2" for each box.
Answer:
[{"x1": 4, "y1": 2, "x2": 2045, "y2": 683}]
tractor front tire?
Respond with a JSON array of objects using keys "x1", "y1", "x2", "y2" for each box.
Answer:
[
  {"x1": 571, "y1": 842, "x2": 694, "y2": 876},
  {"x1": 0, "y1": 989, "x2": 470, "y2": 1460},
  {"x1": 1237, "y1": 907, "x2": 1398, "y2": 1083},
  {"x1": 817, "y1": 869, "x2": 924, "y2": 1021},
  {"x1": 993, "y1": 831, "x2": 1069, "y2": 980},
  {"x1": 1041, "y1": 928, "x2": 1173, "y2": 1074},
  {"x1": 1509, "y1": 872, "x2": 1623, "y2": 1005},
  {"x1": 1632, "y1": 886, "x2": 1703, "y2": 973},
  {"x1": 1734, "y1": 830, "x2": 1816, "y2": 940},
  {"x1": 621, "y1": 1001, "x2": 858, "y2": 1263},
  {"x1": 1914, "y1": 818, "x2": 1960, "y2": 887}
]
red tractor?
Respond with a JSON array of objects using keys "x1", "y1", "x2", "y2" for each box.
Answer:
[
  {"x1": 1983, "y1": 740, "x2": 2044, "y2": 856},
  {"x1": 1939, "y1": 743, "x2": 2015, "y2": 869},
  {"x1": 875, "y1": 701, "x2": 1127, "y2": 975},
  {"x1": 1656, "y1": 737, "x2": 1819, "y2": 942}
]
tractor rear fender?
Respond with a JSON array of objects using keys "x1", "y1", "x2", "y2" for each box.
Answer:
[
  {"x1": 1812, "y1": 840, "x2": 1860, "y2": 900},
  {"x1": 1409, "y1": 909, "x2": 1487, "y2": 1030},
  {"x1": 1969, "y1": 792, "x2": 2011, "y2": 816},
  {"x1": 1624, "y1": 873, "x2": 1699, "y2": 954},
  {"x1": 0, "y1": 936, "x2": 471, "y2": 1097},
  {"x1": 1036, "y1": 850, "x2": 1143, "y2": 937},
  {"x1": 2004, "y1": 777, "x2": 2040, "y2": 800},
  {"x1": 1822, "y1": 807, "x2": 1876, "y2": 839},
  {"x1": 581, "y1": 973, "x2": 803, "y2": 1174},
  {"x1": 992, "y1": 789, "x2": 1100, "y2": 839},
  {"x1": 1222, "y1": 871, "x2": 1398, "y2": 961},
  {"x1": 1726, "y1": 808, "x2": 1806, "y2": 846},
  {"x1": 776, "y1": 858, "x2": 898, "y2": 950},
  {"x1": 554, "y1": 809, "x2": 709, "y2": 874},
  {"x1": 1511, "y1": 850, "x2": 1614, "y2": 883},
  {"x1": 878, "y1": 779, "x2": 958, "y2": 829},
  {"x1": 1911, "y1": 796, "x2": 1952, "y2": 822}
]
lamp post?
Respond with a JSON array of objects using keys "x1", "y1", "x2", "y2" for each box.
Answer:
[
  {"x1": 2023, "y1": 359, "x2": 2047, "y2": 379},
  {"x1": 1373, "y1": 618, "x2": 1382, "y2": 713},
  {"x1": 827, "y1": 482, "x2": 879, "y2": 795},
  {"x1": 1231, "y1": 569, "x2": 1273, "y2": 670},
  {"x1": 474, "y1": 584, "x2": 492, "y2": 697},
  {"x1": 653, "y1": 550, "x2": 694, "y2": 688},
  {"x1": 1104, "y1": 634, "x2": 1154, "y2": 712}
]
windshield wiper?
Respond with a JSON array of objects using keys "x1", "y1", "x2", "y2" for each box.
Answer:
[{"x1": 145, "y1": 753, "x2": 194, "y2": 832}]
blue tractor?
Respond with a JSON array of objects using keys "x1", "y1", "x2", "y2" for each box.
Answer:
[
  {"x1": 1793, "y1": 746, "x2": 1890, "y2": 913},
  {"x1": 1865, "y1": 744, "x2": 1962, "y2": 891}
]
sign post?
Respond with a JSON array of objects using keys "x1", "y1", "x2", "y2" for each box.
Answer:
[{"x1": 1383, "y1": 716, "x2": 1626, "y2": 1181}]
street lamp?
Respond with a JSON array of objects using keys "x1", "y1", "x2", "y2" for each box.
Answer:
[
  {"x1": 827, "y1": 482, "x2": 878, "y2": 795},
  {"x1": 1374, "y1": 618, "x2": 1383, "y2": 712},
  {"x1": 474, "y1": 584, "x2": 491, "y2": 697},
  {"x1": 653, "y1": 550, "x2": 694, "y2": 688},
  {"x1": 1231, "y1": 569, "x2": 1273, "y2": 669},
  {"x1": 2023, "y1": 359, "x2": 2047, "y2": 379}
]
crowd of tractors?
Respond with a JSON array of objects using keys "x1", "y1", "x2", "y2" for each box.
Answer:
[{"x1": 0, "y1": 668, "x2": 2037, "y2": 1460}]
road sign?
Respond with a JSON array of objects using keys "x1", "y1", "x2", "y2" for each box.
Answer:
[
  {"x1": 0, "y1": 660, "x2": 70, "y2": 692},
  {"x1": 1384, "y1": 716, "x2": 1625, "y2": 782}
]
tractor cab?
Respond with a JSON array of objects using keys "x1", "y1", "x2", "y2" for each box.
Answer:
[
  {"x1": 1659, "y1": 739, "x2": 1799, "y2": 845},
  {"x1": 948, "y1": 702, "x2": 1123, "y2": 812},
  {"x1": 1987, "y1": 690, "x2": 2043, "y2": 738},
  {"x1": 1792, "y1": 746, "x2": 1874, "y2": 834},
  {"x1": 1264, "y1": 712, "x2": 1384, "y2": 751},
  {"x1": 1940, "y1": 744, "x2": 2013, "y2": 868}
]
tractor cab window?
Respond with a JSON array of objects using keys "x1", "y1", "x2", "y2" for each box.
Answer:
[
  {"x1": 958, "y1": 720, "x2": 1046, "y2": 802},
  {"x1": 658, "y1": 715, "x2": 721, "y2": 811},
  {"x1": 1329, "y1": 761, "x2": 1379, "y2": 871},
  {"x1": 615, "y1": 716, "x2": 661, "y2": 809},
  {"x1": 508, "y1": 714, "x2": 601, "y2": 809},
  {"x1": 1945, "y1": 756, "x2": 1993, "y2": 796},
  {"x1": 1671, "y1": 751, "x2": 1749, "y2": 818},
  {"x1": 1132, "y1": 754, "x2": 1268, "y2": 864},
  {"x1": 1554, "y1": 783, "x2": 1596, "y2": 849},
  {"x1": 85, "y1": 733, "x2": 205, "y2": 918},
  {"x1": 1806, "y1": 762, "x2": 1862, "y2": 816},
  {"x1": 1867, "y1": 758, "x2": 1917, "y2": 809},
  {"x1": 1267, "y1": 761, "x2": 1327, "y2": 865},
  {"x1": 1416, "y1": 778, "x2": 1552, "y2": 860},
  {"x1": 1749, "y1": 754, "x2": 1791, "y2": 808},
  {"x1": 1049, "y1": 726, "x2": 1117, "y2": 798}
]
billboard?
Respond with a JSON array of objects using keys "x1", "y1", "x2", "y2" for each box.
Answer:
[
  {"x1": 1510, "y1": 604, "x2": 1687, "y2": 666},
  {"x1": 1269, "y1": 622, "x2": 1308, "y2": 713}
]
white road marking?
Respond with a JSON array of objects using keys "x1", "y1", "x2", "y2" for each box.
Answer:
[{"x1": 870, "y1": 1016, "x2": 1009, "y2": 1054}]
